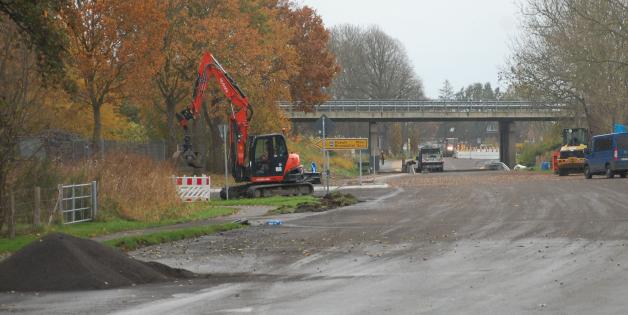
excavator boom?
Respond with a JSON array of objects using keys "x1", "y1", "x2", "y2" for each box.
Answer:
[
  {"x1": 175, "y1": 53, "x2": 319, "y2": 198},
  {"x1": 176, "y1": 52, "x2": 251, "y2": 179}
]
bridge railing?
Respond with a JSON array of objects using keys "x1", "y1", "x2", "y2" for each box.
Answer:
[{"x1": 278, "y1": 100, "x2": 571, "y2": 114}]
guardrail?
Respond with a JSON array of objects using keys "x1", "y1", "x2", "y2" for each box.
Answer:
[{"x1": 279, "y1": 100, "x2": 571, "y2": 114}]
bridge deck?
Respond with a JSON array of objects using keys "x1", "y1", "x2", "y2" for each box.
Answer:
[{"x1": 280, "y1": 100, "x2": 574, "y2": 122}]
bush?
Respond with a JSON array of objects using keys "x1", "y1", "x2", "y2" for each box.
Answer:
[
  {"x1": 518, "y1": 141, "x2": 561, "y2": 166},
  {"x1": 62, "y1": 154, "x2": 182, "y2": 222}
]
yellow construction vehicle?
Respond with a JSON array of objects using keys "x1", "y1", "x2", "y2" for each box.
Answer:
[{"x1": 555, "y1": 128, "x2": 589, "y2": 176}]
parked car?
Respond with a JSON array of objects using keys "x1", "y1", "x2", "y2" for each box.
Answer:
[{"x1": 584, "y1": 132, "x2": 628, "y2": 179}]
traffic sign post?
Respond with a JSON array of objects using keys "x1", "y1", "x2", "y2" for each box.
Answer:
[
  {"x1": 312, "y1": 137, "x2": 369, "y2": 187},
  {"x1": 359, "y1": 149, "x2": 363, "y2": 185},
  {"x1": 322, "y1": 116, "x2": 328, "y2": 194}
]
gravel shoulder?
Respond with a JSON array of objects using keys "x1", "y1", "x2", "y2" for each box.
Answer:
[{"x1": 4, "y1": 163, "x2": 628, "y2": 314}]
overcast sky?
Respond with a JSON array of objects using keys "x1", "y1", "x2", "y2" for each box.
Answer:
[{"x1": 300, "y1": 0, "x2": 521, "y2": 99}]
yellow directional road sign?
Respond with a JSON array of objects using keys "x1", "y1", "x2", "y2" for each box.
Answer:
[{"x1": 313, "y1": 138, "x2": 368, "y2": 150}]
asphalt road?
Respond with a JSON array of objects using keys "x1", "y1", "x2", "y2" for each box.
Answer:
[{"x1": 4, "y1": 159, "x2": 628, "y2": 314}]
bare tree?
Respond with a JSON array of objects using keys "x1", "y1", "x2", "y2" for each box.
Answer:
[
  {"x1": 328, "y1": 24, "x2": 425, "y2": 154},
  {"x1": 438, "y1": 80, "x2": 455, "y2": 100},
  {"x1": 329, "y1": 24, "x2": 425, "y2": 100},
  {"x1": 328, "y1": 24, "x2": 369, "y2": 99},
  {"x1": 505, "y1": 0, "x2": 628, "y2": 133}
]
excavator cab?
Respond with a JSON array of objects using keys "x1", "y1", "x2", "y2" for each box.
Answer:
[{"x1": 248, "y1": 134, "x2": 289, "y2": 178}]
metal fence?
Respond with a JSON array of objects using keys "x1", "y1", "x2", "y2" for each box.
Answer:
[
  {"x1": 64, "y1": 139, "x2": 167, "y2": 162},
  {"x1": 19, "y1": 137, "x2": 167, "y2": 162},
  {"x1": 59, "y1": 182, "x2": 98, "y2": 224},
  {"x1": 0, "y1": 187, "x2": 59, "y2": 232},
  {"x1": 0, "y1": 181, "x2": 98, "y2": 238}
]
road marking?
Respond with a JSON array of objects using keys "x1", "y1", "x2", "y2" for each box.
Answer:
[
  {"x1": 372, "y1": 188, "x2": 404, "y2": 204},
  {"x1": 111, "y1": 284, "x2": 241, "y2": 315},
  {"x1": 214, "y1": 307, "x2": 254, "y2": 313}
]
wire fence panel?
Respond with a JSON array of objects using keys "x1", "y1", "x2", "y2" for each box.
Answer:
[
  {"x1": 59, "y1": 182, "x2": 97, "y2": 224},
  {"x1": 1, "y1": 187, "x2": 58, "y2": 225},
  {"x1": 19, "y1": 134, "x2": 168, "y2": 163},
  {"x1": 66, "y1": 140, "x2": 167, "y2": 162}
]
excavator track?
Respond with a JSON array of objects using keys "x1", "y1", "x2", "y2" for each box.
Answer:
[{"x1": 220, "y1": 182, "x2": 314, "y2": 199}]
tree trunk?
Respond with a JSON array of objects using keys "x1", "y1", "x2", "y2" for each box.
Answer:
[
  {"x1": 166, "y1": 97, "x2": 177, "y2": 156},
  {"x1": 201, "y1": 109, "x2": 225, "y2": 173},
  {"x1": 0, "y1": 172, "x2": 5, "y2": 233},
  {"x1": 577, "y1": 97, "x2": 594, "y2": 134},
  {"x1": 92, "y1": 104, "x2": 103, "y2": 157}
]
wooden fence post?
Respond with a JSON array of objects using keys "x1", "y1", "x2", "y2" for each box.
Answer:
[
  {"x1": 34, "y1": 186, "x2": 41, "y2": 228},
  {"x1": 57, "y1": 184, "x2": 63, "y2": 224},
  {"x1": 9, "y1": 191, "x2": 15, "y2": 240}
]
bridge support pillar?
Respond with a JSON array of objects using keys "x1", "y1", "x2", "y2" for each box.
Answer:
[
  {"x1": 499, "y1": 121, "x2": 516, "y2": 168},
  {"x1": 368, "y1": 121, "x2": 380, "y2": 172}
]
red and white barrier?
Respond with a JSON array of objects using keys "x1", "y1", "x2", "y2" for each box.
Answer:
[
  {"x1": 455, "y1": 151, "x2": 500, "y2": 159},
  {"x1": 174, "y1": 175, "x2": 211, "y2": 201}
]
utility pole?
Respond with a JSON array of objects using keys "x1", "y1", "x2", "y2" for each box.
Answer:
[{"x1": 359, "y1": 149, "x2": 363, "y2": 185}]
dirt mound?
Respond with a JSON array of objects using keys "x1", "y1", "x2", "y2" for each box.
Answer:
[
  {"x1": 294, "y1": 192, "x2": 358, "y2": 213},
  {"x1": 0, "y1": 233, "x2": 195, "y2": 292}
]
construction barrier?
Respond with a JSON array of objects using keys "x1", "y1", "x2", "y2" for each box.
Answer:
[
  {"x1": 174, "y1": 175, "x2": 211, "y2": 201},
  {"x1": 455, "y1": 151, "x2": 500, "y2": 159}
]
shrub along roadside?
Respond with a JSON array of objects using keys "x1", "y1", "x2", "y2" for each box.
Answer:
[{"x1": 104, "y1": 223, "x2": 243, "y2": 251}]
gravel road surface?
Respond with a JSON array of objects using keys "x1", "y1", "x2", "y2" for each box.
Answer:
[{"x1": 3, "y1": 159, "x2": 628, "y2": 314}]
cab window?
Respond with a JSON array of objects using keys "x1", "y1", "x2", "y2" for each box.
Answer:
[
  {"x1": 593, "y1": 137, "x2": 612, "y2": 152},
  {"x1": 254, "y1": 138, "x2": 273, "y2": 162},
  {"x1": 274, "y1": 137, "x2": 287, "y2": 159}
]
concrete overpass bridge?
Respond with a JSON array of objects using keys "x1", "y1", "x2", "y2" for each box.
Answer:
[{"x1": 280, "y1": 100, "x2": 576, "y2": 168}]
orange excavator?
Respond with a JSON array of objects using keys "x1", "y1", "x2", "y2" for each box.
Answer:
[{"x1": 176, "y1": 52, "x2": 320, "y2": 199}]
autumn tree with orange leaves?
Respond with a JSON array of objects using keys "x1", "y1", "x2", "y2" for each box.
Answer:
[
  {"x1": 193, "y1": 0, "x2": 298, "y2": 171},
  {"x1": 150, "y1": 0, "x2": 337, "y2": 170},
  {"x1": 279, "y1": 3, "x2": 339, "y2": 108},
  {"x1": 153, "y1": 0, "x2": 200, "y2": 155},
  {"x1": 3, "y1": 0, "x2": 337, "y2": 172},
  {"x1": 62, "y1": 1, "x2": 166, "y2": 154}
]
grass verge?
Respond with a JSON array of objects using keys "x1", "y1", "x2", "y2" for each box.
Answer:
[
  {"x1": 1, "y1": 195, "x2": 323, "y2": 255},
  {"x1": 54, "y1": 206, "x2": 235, "y2": 238},
  {"x1": 0, "y1": 206, "x2": 236, "y2": 254},
  {"x1": 104, "y1": 223, "x2": 243, "y2": 251},
  {"x1": 208, "y1": 195, "x2": 318, "y2": 208}
]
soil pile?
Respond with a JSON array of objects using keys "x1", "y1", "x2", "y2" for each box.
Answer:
[
  {"x1": 0, "y1": 233, "x2": 195, "y2": 292},
  {"x1": 294, "y1": 192, "x2": 358, "y2": 213}
]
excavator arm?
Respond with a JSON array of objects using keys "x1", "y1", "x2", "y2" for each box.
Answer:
[{"x1": 176, "y1": 52, "x2": 252, "y2": 179}]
